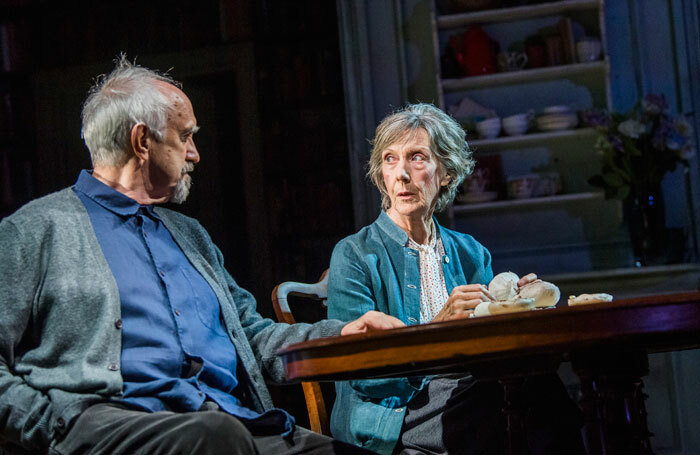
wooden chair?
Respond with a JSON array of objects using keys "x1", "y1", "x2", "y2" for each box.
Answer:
[{"x1": 271, "y1": 270, "x2": 331, "y2": 435}]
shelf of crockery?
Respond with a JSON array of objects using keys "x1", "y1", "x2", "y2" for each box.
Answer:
[
  {"x1": 467, "y1": 127, "x2": 598, "y2": 151},
  {"x1": 441, "y1": 60, "x2": 607, "y2": 92},
  {"x1": 436, "y1": 0, "x2": 600, "y2": 29},
  {"x1": 452, "y1": 191, "x2": 605, "y2": 214}
]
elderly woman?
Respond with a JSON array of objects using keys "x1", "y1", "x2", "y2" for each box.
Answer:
[{"x1": 327, "y1": 104, "x2": 583, "y2": 455}]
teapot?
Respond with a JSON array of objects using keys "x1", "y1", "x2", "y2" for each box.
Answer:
[{"x1": 462, "y1": 26, "x2": 497, "y2": 76}]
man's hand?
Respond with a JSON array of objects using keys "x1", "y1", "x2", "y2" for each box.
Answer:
[
  {"x1": 517, "y1": 273, "x2": 538, "y2": 288},
  {"x1": 431, "y1": 284, "x2": 494, "y2": 323},
  {"x1": 340, "y1": 311, "x2": 405, "y2": 336}
]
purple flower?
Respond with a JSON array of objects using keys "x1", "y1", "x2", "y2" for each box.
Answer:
[
  {"x1": 641, "y1": 94, "x2": 668, "y2": 114},
  {"x1": 651, "y1": 116, "x2": 672, "y2": 149},
  {"x1": 581, "y1": 108, "x2": 609, "y2": 127},
  {"x1": 608, "y1": 134, "x2": 623, "y2": 152}
]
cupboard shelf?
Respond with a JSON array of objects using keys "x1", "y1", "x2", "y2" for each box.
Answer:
[
  {"x1": 442, "y1": 60, "x2": 607, "y2": 92},
  {"x1": 468, "y1": 127, "x2": 598, "y2": 151},
  {"x1": 452, "y1": 191, "x2": 605, "y2": 214},
  {"x1": 437, "y1": 0, "x2": 600, "y2": 29}
]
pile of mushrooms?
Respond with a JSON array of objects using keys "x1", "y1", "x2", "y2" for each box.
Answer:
[{"x1": 474, "y1": 272, "x2": 562, "y2": 317}]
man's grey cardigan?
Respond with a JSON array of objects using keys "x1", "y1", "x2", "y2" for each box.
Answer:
[{"x1": 0, "y1": 187, "x2": 344, "y2": 452}]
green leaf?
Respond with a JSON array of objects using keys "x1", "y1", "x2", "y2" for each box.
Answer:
[
  {"x1": 602, "y1": 173, "x2": 625, "y2": 187},
  {"x1": 623, "y1": 138, "x2": 641, "y2": 156},
  {"x1": 616, "y1": 185, "x2": 630, "y2": 200}
]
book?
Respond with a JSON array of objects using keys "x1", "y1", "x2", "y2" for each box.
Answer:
[{"x1": 558, "y1": 18, "x2": 576, "y2": 64}]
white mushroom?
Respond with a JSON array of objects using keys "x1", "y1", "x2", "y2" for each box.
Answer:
[
  {"x1": 568, "y1": 293, "x2": 613, "y2": 306},
  {"x1": 518, "y1": 280, "x2": 561, "y2": 308},
  {"x1": 474, "y1": 301, "x2": 492, "y2": 317},
  {"x1": 488, "y1": 271, "x2": 520, "y2": 301},
  {"x1": 473, "y1": 297, "x2": 535, "y2": 317}
]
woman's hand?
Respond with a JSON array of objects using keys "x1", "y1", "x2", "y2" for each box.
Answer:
[
  {"x1": 431, "y1": 284, "x2": 494, "y2": 322},
  {"x1": 518, "y1": 273, "x2": 538, "y2": 288}
]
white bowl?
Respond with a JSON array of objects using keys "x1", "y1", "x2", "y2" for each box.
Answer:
[
  {"x1": 476, "y1": 118, "x2": 502, "y2": 138},
  {"x1": 477, "y1": 117, "x2": 500, "y2": 128},
  {"x1": 503, "y1": 113, "x2": 529, "y2": 125},
  {"x1": 503, "y1": 122, "x2": 529, "y2": 136},
  {"x1": 543, "y1": 105, "x2": 572, "y2": 115},
  {"x1": 536, "y1": 113, "x2": 578, "y2": 131}
]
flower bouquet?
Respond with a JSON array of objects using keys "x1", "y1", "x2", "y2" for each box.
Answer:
[{"x1": 586, "y1": 94, "x2": 694, "y2": 264}]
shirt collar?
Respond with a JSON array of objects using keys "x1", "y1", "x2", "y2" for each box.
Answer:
[
  {"x1": 74, "y1": 169, "x2": 156, "y2": 218},
  {"x1": 376, "y1": 210, "x2": 442, "y2": 247},
  {"x1": 376, "y1": 211, "x2": 409, "y2": 245}
]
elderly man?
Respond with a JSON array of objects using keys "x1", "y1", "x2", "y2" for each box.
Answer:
[{"x1": 0, "y1": 57, "x2": 402, "y2": 455}]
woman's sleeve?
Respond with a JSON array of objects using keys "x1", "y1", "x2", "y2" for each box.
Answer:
[{"x1": 327, "y1": 239, "x2": 423, "y2": 403}]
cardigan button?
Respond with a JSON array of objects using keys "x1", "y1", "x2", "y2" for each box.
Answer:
[
  {"x1": 444, "y1": 256, "x2": 450, "y2": 264},
  {"x1": 114, "y1": 319, "x2": 122, "y2": 329},
  {"x1": 56, "y1": 417, "x2": 65, "y2": 428},
  {"x1": 108, "y1": 363, "x2": 119, "y2": 371}
]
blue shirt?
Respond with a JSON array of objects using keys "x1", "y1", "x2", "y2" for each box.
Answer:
[{"x1": 73, "y1": 170, "x2": 293, "y2": 434}]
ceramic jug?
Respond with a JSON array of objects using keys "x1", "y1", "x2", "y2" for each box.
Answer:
[{"x1": 462, "y1": 26, "x2": 497, "y2": 76}]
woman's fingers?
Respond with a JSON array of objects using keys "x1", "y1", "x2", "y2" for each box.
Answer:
[
  {"x1": 518, "y1": 273, "x2": 538, "y2": 287},
  {"x1": 450, "y1": 284, "x2": 495, "y2": 301}
]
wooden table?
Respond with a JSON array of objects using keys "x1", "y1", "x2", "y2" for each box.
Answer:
[{"x1": 278, "y1": 292, "x2": 700, "y2": 454}]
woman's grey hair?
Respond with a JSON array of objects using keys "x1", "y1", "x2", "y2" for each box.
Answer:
[
  {"x1": 81, "y1": 55, "x2": 180, "y2": 167},
  {"x1": 367, "y1": 103, "x2": 474, "y2": 212}
]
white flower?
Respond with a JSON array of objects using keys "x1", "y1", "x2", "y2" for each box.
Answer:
[
  {"x1": 642, "y1": 98, "x2": 663, "y2": 114},
  {"x1": 666, "y1": 137, "x2": 682, "y2": 151},
  {"x1": 680, "y1": 147, "x2": 695, "y2": 160},
  {"x1": 618, "y1": 119, "x2": 646, "y2": 139},
  {"x1": 674, "y1": 116, "x2": 693, "y2": 136}
]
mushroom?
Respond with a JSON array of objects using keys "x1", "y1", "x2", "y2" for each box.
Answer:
[
  {"x1": 487, "y1": 271, "x2": 519, "y2": 301},
  {"x1": 518, "y1": 279, "x2": 561, "y2": 308},
  {"x1": 568, "y1": 293, "x2": 613, "y2": 306},
  {"x1": 474, "y1": 297, "x2": 535, "y2": 317}
]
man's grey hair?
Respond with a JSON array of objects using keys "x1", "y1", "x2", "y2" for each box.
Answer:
[
  {"x1": 81, "y1": 55, "x2": 180, "y2": 167},
  {"x1": 367, "y1": 103, "x2": 475, "y2": 212}
]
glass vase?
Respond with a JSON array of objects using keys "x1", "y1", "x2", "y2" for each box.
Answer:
[{"x1": 624, "y1": 188, "x2": 668, "y2": 266}]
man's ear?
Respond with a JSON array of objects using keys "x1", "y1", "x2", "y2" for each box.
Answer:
[{"x1": 130, "y1": 123, "x2": 150, "y2": 161}]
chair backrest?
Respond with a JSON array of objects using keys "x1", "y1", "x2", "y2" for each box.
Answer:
[{"x1": 271, "y1": 269, "x2": 331, "y2": 435}]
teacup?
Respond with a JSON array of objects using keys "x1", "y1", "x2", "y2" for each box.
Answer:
[
  {"x1": 497, "y1": 51, "x2": 528, "y2": 72},
  {"x1": 507, "y1": 174, "x2": 539, "y2": 199},
  {"x1": 576, "y1": 38, "x2": 602, "y2": 62},
  {"x1": 465, "y1": 168, "x2": 491, "y2": 194},
  {"x1": 534, "y1": 172, "x2": 561, "y2": 197}
]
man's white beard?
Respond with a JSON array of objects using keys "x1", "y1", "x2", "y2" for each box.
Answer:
[{"x1": 171, "y1": 164, "x2": 194, "y2": 204}]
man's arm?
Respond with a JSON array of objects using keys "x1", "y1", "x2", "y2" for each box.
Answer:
[
  {"x1": 340, "y1": 310, "x2": 404, "y2": 335},
  {"x1": 0, "y1": 219, "x2": 55, "y2": 450}
]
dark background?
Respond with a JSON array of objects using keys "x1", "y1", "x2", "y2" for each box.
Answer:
[
  {"x1": 0, "y1": 0, "x2": 355, "y2": 425},
  {"x1": 0, "y1": 0, "x2": 355, "y2": 308}
]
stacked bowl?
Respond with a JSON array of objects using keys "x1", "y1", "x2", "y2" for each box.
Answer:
[
  {"x1": 536, "y1": 106, "x2": 578, "y2": 132},
  {"x1": 475, "y1": 117, "x2": 501, "y2": 139},
  {"x1": 502, "y1": 113, "x2": 531, "y2": 136}
]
